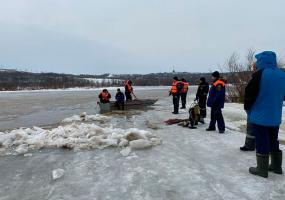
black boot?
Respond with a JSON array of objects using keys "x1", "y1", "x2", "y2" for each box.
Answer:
[
  {"x1": 249, "y1": 154, "x2": 269, "y2": 178},
  {"x1": 268, "y1": 151, "x2": 283, "y2": 174},
  {"x1": 199, "y1": 118, "x2": 205, "y2": 124},
  {"x1": 240, "y1": 146, "x2": 255, "y2": 151},
  {"x1": 206, "y1": 127, "x2": 215, "y2": 131}
]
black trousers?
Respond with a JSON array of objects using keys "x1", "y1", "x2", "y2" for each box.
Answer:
[
  {"x1": 125, "y1": 92, "x2": 132, "y2": 101},
  {"x1": 209, "y1": 107, "x2": 225, "y2": 131},
  {"x1": 116, "y1": 102, "x2": 125, "y2": 110},
  {"x1": 198, "y1": 98, "x2": 207, "y2": 118},
  {"x1": 173, "y1": 94, "x2": 180, "y2": 113},
  {"x1": 181, "y1": 92, "x2": 187, "y2": 108}
]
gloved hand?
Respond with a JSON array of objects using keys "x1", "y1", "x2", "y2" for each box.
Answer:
[{"x1": 169, "y1": 91, "x2": 172, "y2": 96}]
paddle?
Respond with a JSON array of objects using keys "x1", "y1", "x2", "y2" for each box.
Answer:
[{"x1": 132, "y1": 92, "x2": 138, "y2": 100}]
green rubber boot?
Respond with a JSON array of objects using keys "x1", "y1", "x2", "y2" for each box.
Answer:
[
  {"x1": 269, "y1": 151, "x2": 283, "y2": 174},
  {"x1": 249, "y1": 154, "x2": 269, "y2": 178}
]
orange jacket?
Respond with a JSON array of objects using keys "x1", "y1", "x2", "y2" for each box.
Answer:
[
  {"x1": 170, "y1": 80, "x2": 183, "y2": 94},
  {"x1": 182, "y1": 82, "x2": 189, "y2": 93},
  {"x1": 99, "y1": 91, "x2": 110, "y2": 101},
  {"x1": 124, "y1": 80, "x2": 133, "y2": 93}
]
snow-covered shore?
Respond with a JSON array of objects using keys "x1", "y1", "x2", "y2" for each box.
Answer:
[{"x1": 0, "y1": 86, "x2": 171, "y2": 94}]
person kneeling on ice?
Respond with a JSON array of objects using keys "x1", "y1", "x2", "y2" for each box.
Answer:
[
  {"x1": 246, "y1": 51, "x2": 285, "y2": 178},
  {"x1": 98, "y1": 89, "x2": 111, "y2": 103},
  {"x1": 206, "y1": 71, "x2": 226, "y2": 133},
  {"x1": 188, "y1": 101, "x2": 201, "y2": 129},
  {"x1": 115, "y1": 88, "x2": 125, "y2": 110}
]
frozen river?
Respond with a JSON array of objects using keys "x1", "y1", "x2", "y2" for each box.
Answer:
[
  {"x1": 1, "y1": 87, "x2": 285, "y2": 200},
  {"x1": 0, "y1": 87, "x2": 169, "y2": 131}
]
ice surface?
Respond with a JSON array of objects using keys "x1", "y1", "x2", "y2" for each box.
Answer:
[{"x1": 0, "y1": 87, "x2": 285, "y2": 200}]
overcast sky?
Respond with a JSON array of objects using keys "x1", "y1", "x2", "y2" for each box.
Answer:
[{"x1": 0, "y1": 0, "x2": 285, "y2": 74}]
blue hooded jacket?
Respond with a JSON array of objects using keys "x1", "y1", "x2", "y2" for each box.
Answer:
[{"x1": 248, "y1": 51, "x2": 285, "y2": 126}]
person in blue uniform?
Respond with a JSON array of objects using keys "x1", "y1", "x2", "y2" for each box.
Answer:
[{"x1": 206, "y1": 71, "x2": 226, "y2": 133}]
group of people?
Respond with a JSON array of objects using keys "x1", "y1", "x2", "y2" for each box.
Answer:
[
  {"x1": 98, "y1": 80, "x2": 134, "y2": 110},
  {"x1": 169, "y1": 71, "x2": 226, "y2": 133},
  {"x1": 169, "y1": 77, "x2": 189, "y2": 114},
  {"x1": 170, "y1": 51, "x2": 285, "y2": 178}
]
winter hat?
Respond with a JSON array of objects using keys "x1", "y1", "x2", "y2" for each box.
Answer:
[
  {"x1": 200, "y1": 77, "x2": 206, "y2": 82},
  {"x1": 211, "y1": 71, "x2": 220, "y2": 78}
]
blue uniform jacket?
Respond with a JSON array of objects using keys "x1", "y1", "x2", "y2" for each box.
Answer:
[
  {"x1": 116, "y1": 92, "x2": 125, "y2": 103},
  {"x1": 207, "y1": 79, "x2": 226, "y2": 109},
  {"x1": 248, "y1": 51, "x2": 285, "y2": 126}
]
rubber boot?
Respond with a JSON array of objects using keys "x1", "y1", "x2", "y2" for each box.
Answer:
[
  {"x1": 249, "y1": 154, "x2": 269, "y2": 178},
  {"x1": 268, "y1": 151, "x2": 283, "y2": 174}
]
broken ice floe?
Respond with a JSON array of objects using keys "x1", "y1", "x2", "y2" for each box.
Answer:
[
  {"x1": 62, "y1": 113, "x2": 111, "y2": 123},
  {"x1": 0, "y1": 122, "x2": 162, "y2": 156}
]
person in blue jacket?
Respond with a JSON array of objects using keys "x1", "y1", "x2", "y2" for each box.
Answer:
[
  {"x1": 115, "y1": 88, "x2": 125, "y2": 110},
  {"x1": 246, "y1": 51, "x2": 285, "y2": 178},
  {"x1": 206, "y1": 71, "x2": 226, "y2": 133}
]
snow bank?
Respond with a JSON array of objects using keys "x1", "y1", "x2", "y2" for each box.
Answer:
[{"x1": 0, "y1": 123, "x2": 161, "y2": 156}]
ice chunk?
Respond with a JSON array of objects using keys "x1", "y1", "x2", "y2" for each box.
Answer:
[
  {"x1": 126, "y1": 132, "x2": 147, "y2": 141},
  {"x1": 118, "y1": 138, "x2": 129, "y2": 147},
  {"x1": 62, "y1": 113, "x2": 110, "y2": 123},
  {"x1": 15, "y1": 144, "x2": 29, "y2": 155},
  {"x1": 52, "y1": 168, "x2": 65, "y2": 180},
  {"x1": 0, "y1": 121, "x2": 161, "y2": 156},
  {"x1": 120, "y1": 147, "x2": 131, "y2": 157},
  {"x1": 129, "y1": 139, "x2": 152, "y2": 149},
  {"x1": 62, "y1": 115, "x2": 81, "y2": 123},
  {"x1": 149, "y1": 138, "x2": 162, "y2": 146}
]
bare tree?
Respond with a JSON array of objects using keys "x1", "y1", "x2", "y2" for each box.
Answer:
[
  {"x1": 222, "y1": 49, "x2": 255, "y2": 102},
  {"x1": 222, "y1": 49, "x2": 285, "y2": 102}
]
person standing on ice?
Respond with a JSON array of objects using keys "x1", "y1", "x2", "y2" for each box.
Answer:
[
  {"x1": 206, "y1": 71, "x2": 226, "y2": 133},
  {"x1": 240, "y1": 62, "x2": 259, "y2": 151},
  {"x1": 180, "y1": 78, "x2": 189, "y2": 109},
  {"x1": 247, "y1": 51, "x2": 285, "y2": 178},
  {"x1": 98, "y1": 89, "x2": 111, "y2": 103},
  {"x1": 124, "y1": 80, "x2": 134, "y2": 101},
  {"x1": 195, "y1": 77, "x2": 209, "y2": 124},
  {"x1": 169, "y1": 76, "x2": 184, "y2": 114}
]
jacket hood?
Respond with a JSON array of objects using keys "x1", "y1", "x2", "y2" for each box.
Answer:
[{"x1": 255, "y1": 51, "x2": 277, "y2": 70}]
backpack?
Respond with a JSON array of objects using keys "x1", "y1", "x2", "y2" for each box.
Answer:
[{"x1": 176, "y1": 82, "x2": 184, "y2": 92}]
